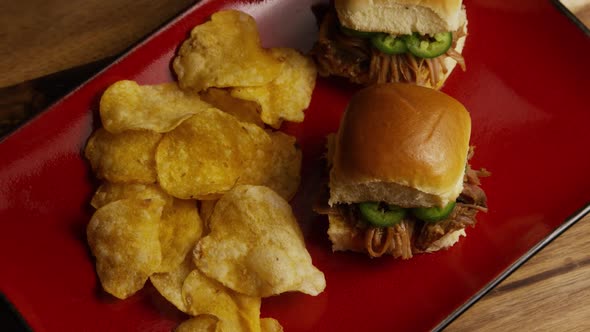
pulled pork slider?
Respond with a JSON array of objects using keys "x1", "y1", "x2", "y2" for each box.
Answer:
[
  {"x1": 311, "y1": 0, "x2": 468, "y2": 89},
  {"x1": 315, "y1": 83, "x2": 488, "y2": 258}
]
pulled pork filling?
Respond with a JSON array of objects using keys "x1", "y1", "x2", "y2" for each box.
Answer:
[
  {"x1": 315, "y1": 148, "x2": 489, "y2": 259},
  {"x1": 311, "y1": 11, "x2": 467, "y2": 87}
]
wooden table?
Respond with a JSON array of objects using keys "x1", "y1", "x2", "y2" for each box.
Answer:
[{"x1": 1, "y1": 1, "x2": 589, "y2": 331}]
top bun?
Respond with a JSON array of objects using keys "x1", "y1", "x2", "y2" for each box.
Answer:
[
  {"x1": 329, "y1": 83, "x2": 471, "y2": 208},
  {"x1": 335, "y1": 0, "x2": 466, "y2": 35}
]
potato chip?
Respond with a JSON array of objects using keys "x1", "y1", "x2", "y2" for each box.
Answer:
[
  {"x1": 150, "y1": 254, "x2": 195, "y2": 313},
  {"x1": 238, "y1": 130, "x2": 301, "y2": 201},
  {"x1": 260, "y1": 318, "x2": 283, "y2": 332},
  {"x1": 155, "y1": 108, "x2": 265, "y2": 199},
  {"x1": 90, "y1": 182, "x2": 172, "y2": 209},
  {"x1": 256, "y1": 132, "x2": 302, "y2": 200},
  {"x1": 175, "y1": 315, "x2": 219, "y2": 332},
  {"x1": 200, "y1": 88, "x2": 264, "y2": 128},
  {"x1": 182, "y1": 269, "x2": 261, "y2": 332},
  {"x1": 173, "y1": 10, "x2": 282, "y2": 92},
  {"x1": 100, "y1": 81, "x2": 212, "y2": 134},
  {"x1": 158, "y1": 198, "x2": 203, "y2": 273},
  {"x1": 89, "y1": 181, "x2": 200, "y2": 273},
  {"x1": 233, "y1": 122, "x2": 272, "y2": 185},
  {"x1": 193, "y1": 185, "x2": 325, "y2": 297},
  {"x1": 199, "y1": 200, "x2": 217, "y2": 227},
  {"x1": 87, "y1": 198, "x2": 163, "y2": 299},
  {"x1": 231, "y1": 48, "x2": 316, "y2": 128},
  {"x1": 85, "y1": 128, "x2": 160, "y2": 183},
  {"x1": 214, "y1": 127, "x2": 300, "y2": 201}
]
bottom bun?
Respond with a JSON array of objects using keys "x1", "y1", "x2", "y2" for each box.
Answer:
[{"x1": 327, "y1": 214, "x2": 365, "y2": 253}]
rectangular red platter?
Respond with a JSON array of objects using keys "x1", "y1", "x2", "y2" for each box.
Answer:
[{"x1": 1, "y1": 0, "x2": 589, "y2": 331}]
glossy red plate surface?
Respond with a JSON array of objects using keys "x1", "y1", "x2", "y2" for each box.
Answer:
[{"x1": 1, "y1": 0, "x2": 589, "y2": 331}]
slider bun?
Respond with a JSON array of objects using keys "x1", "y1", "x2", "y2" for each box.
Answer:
[
  {"x1": 335, "y1": 0, "x2": 466, "y2": 35},
  {"x1": 329, "y1": 83, "x2": 471, "y2": 208}
]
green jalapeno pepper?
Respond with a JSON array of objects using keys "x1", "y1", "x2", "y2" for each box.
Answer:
[
  {"x1": 358, "y1": 202, "x2": 407, "y2": 227},
  {"x1": 370, "y1": 33, "x2": 408, "y2": 55},
  {"x1": 339, "y1": 25, "x2": 376, "y2": 39},
  {"x1": 411, "y1": 202, "x2": 456, "y2": 222},
  {"x1": 404, "y1": 32, "x2": 453, "y2": 58}
]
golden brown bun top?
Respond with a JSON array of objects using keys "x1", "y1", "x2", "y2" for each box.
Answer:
[
  {"x1": 329, "y1": 83, "x2": 471, "y2": 207},
  {"x1": 335, "y1": 0, "x2": 466, "y2": 35}
]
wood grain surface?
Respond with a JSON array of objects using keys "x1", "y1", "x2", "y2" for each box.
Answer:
[
  {"x1": 560, "y1": 0, "x2": 590, "y2": 27},
  {"x1": 0, "y1": 0, "x2": 196, "y2": 88},
  {"x1": 1, "y1": 1, "x2": 589, "y2": 331},
  {"x1": 447, "y1": 214, "x2": 590, "y2": 331}
]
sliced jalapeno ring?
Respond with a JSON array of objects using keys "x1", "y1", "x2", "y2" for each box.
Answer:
[
  {"x1": 358, "y1": 202, "x2": 407, "y2": 227},
  {"x1": 371, "y1": 33, "x2": 408, "y2": 55},
  {"x1": 411, "y1": 202, "x2": 456, "y2": 222},
  {"x1": 339, "y1": 24, "x2": 376, "y2": 39},
  {"x1": 404, "y1": 32, "x2": 453, "y2": 58}
]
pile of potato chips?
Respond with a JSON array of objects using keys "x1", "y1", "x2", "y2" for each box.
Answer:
[
  {"x1": 174, "y1": 10, "x2": 316, "y2": 128},
  {"x1": 85, "y1": 9, "x2": 323, "y2": 332}
]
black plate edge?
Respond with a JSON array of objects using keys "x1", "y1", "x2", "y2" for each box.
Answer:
[
  {"x1": 0, "y1": 292, "x2": 32, "y2": 332},
  {"x1": 551, "y1": 0, "x2": 590, "y2": 36},
  {"x1": 435, "y1": 203, "x2": 590, "y2": 331}
]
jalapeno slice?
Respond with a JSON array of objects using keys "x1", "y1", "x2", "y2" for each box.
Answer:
[
  {"x1": 370, "y1": 33, "x2": 408, "y2": 55},
  {"x1": 411, "y1": 202, "x2": 456, "y2": 222},
  {"x1": 358, "y1": 202, "x2": 407, "y2": 227},
  {"x1": 404, "y1": 32, "x2": 453, "y2": 58},
  {"x1": 339, "y1": 25, "x2": 375, "y2": 39}
]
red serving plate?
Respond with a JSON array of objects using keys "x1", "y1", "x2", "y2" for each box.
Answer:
[{"x1": 1, "y1": 0, "x2": 589, "y2": 331}]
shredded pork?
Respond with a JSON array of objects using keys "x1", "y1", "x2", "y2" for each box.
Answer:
[{"x1": 365, "y1": 220, "x2": 414, "y2": 259}]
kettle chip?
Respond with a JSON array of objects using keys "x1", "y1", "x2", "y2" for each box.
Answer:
[
  {"x1": 87, "y1": 198, "x2": 164, "y2": 299},
  {"x1": 193, "y1": 185, "x2": 326, "y2": 298},
  {"x1": 100, "y1": 81, "x2": 212, "y2": 134}
]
